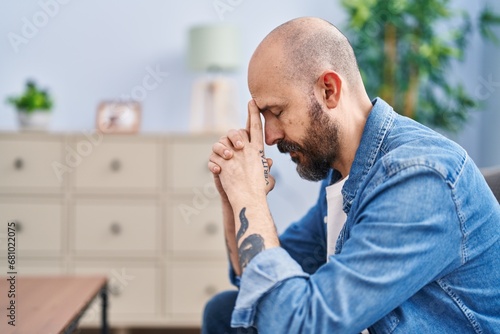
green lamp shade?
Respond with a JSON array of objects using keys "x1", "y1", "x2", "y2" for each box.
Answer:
[{"x1": 188, "y1": 24, "x2": 240, "y2": 72}]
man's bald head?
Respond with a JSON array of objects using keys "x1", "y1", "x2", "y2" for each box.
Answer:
[{"x1": 249, "y1": 17, "x2": 362, "y2": 93}]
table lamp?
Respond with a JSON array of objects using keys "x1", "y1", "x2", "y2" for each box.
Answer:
[{"x1": 188, "y1": 24, "x2": 241, "y2": 133}]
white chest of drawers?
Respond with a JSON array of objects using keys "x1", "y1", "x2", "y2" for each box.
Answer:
[{"x1": 0, "y1": 131, "x2": 234, "y2": 329}]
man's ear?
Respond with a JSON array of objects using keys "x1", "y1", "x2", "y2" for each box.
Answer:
[{"x1": 317, "y1": 71, "x2": 342, "y2": 109}]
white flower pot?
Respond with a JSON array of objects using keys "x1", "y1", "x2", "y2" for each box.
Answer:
[{"x1": 17, "y1": 111, "x2": 52, "y2": 131}]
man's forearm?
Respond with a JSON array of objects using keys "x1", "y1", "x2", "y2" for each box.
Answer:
[
  {"x1": 221, "y1": 200, "x2": 242, "y2": 277},
  {"x1": 232, "y1": 198, "x2": 280, "y2": 272}
]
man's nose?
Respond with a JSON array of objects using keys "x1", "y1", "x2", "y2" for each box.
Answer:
[{"x1": 262, "y1": 112, "x2": 283, "y2": 146}]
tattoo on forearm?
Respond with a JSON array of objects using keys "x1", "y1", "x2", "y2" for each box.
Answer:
[
  {"x1": 236, "y1": 207, "x2": 248, "y2": 243},
  {"x1": 237, "y1": 207, "x2": 265, "y2": 269},
  {"x1": 239, "y1": 234, "x2": 265, "y2": 269},
  {"x1": 260, "y1": 150, "x2": 270, "y2": 186}
]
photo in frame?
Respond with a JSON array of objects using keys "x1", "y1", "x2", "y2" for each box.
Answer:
[{"x1": 96, "y1": 101, "x2": 141, "y2": 134}]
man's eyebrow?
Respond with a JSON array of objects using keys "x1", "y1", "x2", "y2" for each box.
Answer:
[{"x1": 258, "y1": 102, "x2": 287, "y2": 113}]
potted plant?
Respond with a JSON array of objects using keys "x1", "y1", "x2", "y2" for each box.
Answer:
[
  {"x1": 340, "y1": 0, "x2": 500, "y2": 133},
  {"x1": 6, "y1": 80, "x2": 54, "y2": 131}
]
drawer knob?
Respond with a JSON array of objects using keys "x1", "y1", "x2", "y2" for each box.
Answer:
[
  {"x1": 110, "y1": 159, "x2": 121, "y2": 172},
  {"x1": 14, "y1": 158, "x2": 24, "y2": 170},
  {"x1": 205, "y1": 222, "x2": 218, "y2": 235},
  {"x1": 110, "y1": 222, "x2": 122, "y2": 235},
  {"x1": 204, "y1": 285, "x2": 217, "y2": 296}
]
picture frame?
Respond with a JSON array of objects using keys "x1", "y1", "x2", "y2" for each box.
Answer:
[{"x1": 96, "y1": 101, "x2": 141, "y2": 134}]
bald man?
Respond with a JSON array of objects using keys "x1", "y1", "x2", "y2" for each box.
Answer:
[{"x1": 204, "y1": 17, "x2": 500, "y2": 334}]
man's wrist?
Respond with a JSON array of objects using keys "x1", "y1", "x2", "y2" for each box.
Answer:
[
  {"x1": 228, "y1": 190, "x2": 267, "y2": 209},
  {"x1": 220, "y1": 196, "x2": 232, "y2": 207}
]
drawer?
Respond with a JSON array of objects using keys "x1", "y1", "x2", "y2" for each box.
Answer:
[
  {"x1": 73, "y1": 262, "x2": 157, "y2": 324},
  {"x1": 0, "y1": 200, "x2": 62, "y2": 256},
  {"x1": 74, "y1": 201, "x2": 158, "y2": 256},
  {"x1": 0, "y1": 138, "x2": 63, "y2": 190},
  {"x1": 168, "y1": 261, "x2": 235, "y2": 319},
  {"x1": 167, "y1": 137, "x2": 217, "y2": 189},
  {"x1": 73, "y1": 139, "x2": 159, "y2": 191},
  {"x1": 166, "y1": 197, "x2": 226, "y2": 256}
]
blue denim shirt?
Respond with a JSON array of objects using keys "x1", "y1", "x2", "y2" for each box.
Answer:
[{"x1": 229, "y1": 98, "x2": 500, "y2": 333}]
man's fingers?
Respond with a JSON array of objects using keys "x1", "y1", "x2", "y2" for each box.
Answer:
[
  {"x1": 208, "y1": 153, "x2": 226, "y2": 174},
  {"x1": 227, "y1": 129, "x2": 245, "y2": 149},
  {"x1": 246, "y1": 105, "x2": 251, "y2": 138},
  {"x1": 268, "y1": 174, "x2": 276, "y2": 192},
  {"x1": 248, "y1": 100, "x2": 264, "y2": 146},
  {"x1": 266, "y1": 157, "x2": 273, "y2": 171},
  {"x1": 208, "y1": 161, "x2": 221, "y2": 174},
  {"x1": 213, "y1": 142, "x2": 233, "y2": 160}
]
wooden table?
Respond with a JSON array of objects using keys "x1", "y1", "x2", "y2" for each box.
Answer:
[{"x1": 0, "y1": 275, "x2": 108, "y2": 334}]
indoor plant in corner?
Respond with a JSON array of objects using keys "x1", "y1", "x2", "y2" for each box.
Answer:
[
  {"x1": 7, "y1": 80, "x2": 54, "y2": 131},
  {"x1": 340, "y1": 0, "x2": 500, "y2": 133}
]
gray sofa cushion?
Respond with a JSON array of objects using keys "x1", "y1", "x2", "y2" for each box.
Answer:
[{"x1": 482, "y1": 167, "x2": 500, "y2": 203}]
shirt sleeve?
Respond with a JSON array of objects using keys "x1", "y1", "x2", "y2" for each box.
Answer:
[
  {"x1": 228, "y1": 262, "x2": 241, "y2": 288},
  {"x1": 231, "y1": 166, "x2": 463, "y2": 333}
]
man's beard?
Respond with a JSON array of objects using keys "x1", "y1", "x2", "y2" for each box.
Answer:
[{"x1": 277, "y1": 97, "x2": 340, "y2": 181}]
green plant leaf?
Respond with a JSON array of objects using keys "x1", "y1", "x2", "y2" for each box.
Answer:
[
  {"x1": 6, "y1": 80, "x2": 53, "y2": 113},
  {"x1": 479, "y1": 7, "x2": 500, "y2": 44},
  {"x1": 340, "y1": 0, "x2": 500, "y2": 132}
]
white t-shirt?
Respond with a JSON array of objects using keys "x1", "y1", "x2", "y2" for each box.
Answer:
[
  {"x1": 325, "y1": 175, "x2": 348, "y2": 259},
  {"x1": 325, "y1": 175, "x2": 369, "y2": 334}
]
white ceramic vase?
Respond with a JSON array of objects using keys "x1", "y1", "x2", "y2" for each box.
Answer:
[{"x1": 17, "y1": 110, "x2": 51, "y2": 131}]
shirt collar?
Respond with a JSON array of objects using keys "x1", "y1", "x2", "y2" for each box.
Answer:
[{"x1": 339, "y1": 97, "x2": 395, "y2": 212}]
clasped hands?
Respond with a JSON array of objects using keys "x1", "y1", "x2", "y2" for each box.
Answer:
[{"x1": 208, "y1": 100, "x2": 275, "y2": 205}]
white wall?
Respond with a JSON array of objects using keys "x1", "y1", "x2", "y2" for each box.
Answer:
[
  {"x1": 0, "y1": 0, "x2": 498, "y2": 231},
  {"x1": 0, "y1": 0, "x2": 344, "y2": 132}
]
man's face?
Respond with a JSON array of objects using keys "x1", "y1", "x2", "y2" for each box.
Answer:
[
  {"x1": 249, "y1": 43, "x2": 341, "y2": 181},
  {"x1": 275, "y1": 94, "x2": 340, "y2": 181}
]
